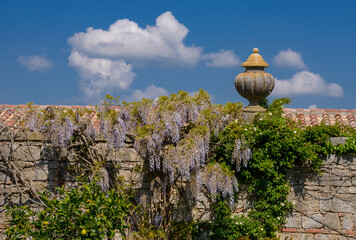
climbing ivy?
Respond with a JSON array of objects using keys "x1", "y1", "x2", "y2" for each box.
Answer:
[{"x1": 195, "y1": 98, "x2": 356, "y2": 239}]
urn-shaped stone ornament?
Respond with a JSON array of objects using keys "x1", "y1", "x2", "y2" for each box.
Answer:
[{"x1": 235, "y1": 48, "x2": 275, "y2": 113}]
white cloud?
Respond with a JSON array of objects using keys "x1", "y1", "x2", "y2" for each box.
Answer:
[
  {"x1": 17, "y1": 55, "x2": 52, "y2": 72},
  {"x1": 205, "y1": 50, "x2": 240, "y2": 67},
  {"x1": 68, "y1": 51, "x2": 135, "y2": 98},
  {"x1": 273, "y1": 48, "x2": 306, "y2": 69},
  {"x1": 272, "y1": 70, "x2": 344, "y2": 97},
  {"x1": 68, "y1": 11, "x2": 203, "y2": 66},
  {"x1": 68, "y1": 11, "x2": 239, "y2": 99},
  {"x1": 308, "y1": 104, "x2": 318, "y2": 109},
  {"x1": 128, "y1": 84, "x2": 169, "y2": 101}
]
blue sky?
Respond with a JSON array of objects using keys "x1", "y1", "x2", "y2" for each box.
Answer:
[{"x1": 0, "y1": 0, "x2": 355, "y2": 109}]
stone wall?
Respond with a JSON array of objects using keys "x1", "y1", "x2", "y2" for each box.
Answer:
[
  {"x1": 0, "y1": 133, "x2": 143, "y2": 231},
  {"x1": 277, "y1": 154, "x2": 356, "y2": 239},
  {"x1": 0, "y1": 134, "x2": 355, "y2": 239}
]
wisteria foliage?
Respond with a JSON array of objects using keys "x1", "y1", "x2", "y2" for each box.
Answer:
[{"x1": 26, "y1": 90, "x2": 249, "y2": 206}]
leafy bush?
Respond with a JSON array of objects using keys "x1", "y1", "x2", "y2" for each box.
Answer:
[
  {"x1": 5, "y1": 177, "x2": 131, "y2": 239},
  {"x1": 193, "y1": 197, "x2": 268, "y2": 240},
  {"x1": 196, "y1": 97, "x2": 356, "y2": 239}
]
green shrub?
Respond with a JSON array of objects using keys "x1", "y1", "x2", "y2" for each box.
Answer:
[
  {"x1": 5, "y1": 177, "x2": 131, "y2": 240},
  {"x1": 199, "y1": 97, "x2": 356, "y2": 239}
]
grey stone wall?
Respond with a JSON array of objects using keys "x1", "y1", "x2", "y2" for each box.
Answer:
[
  {"x1": 277, "y1": 154, "x2": 356, "y2": 239},
  {"x1": 0, "y1": 134, "x2": 144, "y2": 231},
  {"x1": 0, "y1": 134, "x2": 355, "y2": 239}
]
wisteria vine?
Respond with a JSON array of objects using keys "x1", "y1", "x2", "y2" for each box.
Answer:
[{"x1": 23, "y1": 90, "x2": 249, "y2": 235}]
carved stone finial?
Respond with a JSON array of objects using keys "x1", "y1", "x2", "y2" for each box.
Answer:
[{"x1": 235, "y1": 48, "x2": 275, "y2": 119}]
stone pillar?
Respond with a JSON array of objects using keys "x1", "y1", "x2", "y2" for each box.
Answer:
[{"x1": 234, "y1": 48, "x2": 275, "y2": 121}]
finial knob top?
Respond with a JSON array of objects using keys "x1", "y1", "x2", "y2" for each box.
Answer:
[{"x1": 241, "y1": 48, "x2": 269, "y2": 68}]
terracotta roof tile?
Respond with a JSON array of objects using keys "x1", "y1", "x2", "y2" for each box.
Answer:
[
  {"x1": 0, "y1": 105, "x2": 355, "y2": 129},
  {"x1": 283, "y1": 108, "x2": 356, "y2": 129}
]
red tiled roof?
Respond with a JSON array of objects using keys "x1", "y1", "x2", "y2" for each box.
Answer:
[
  {"x1": 0, "y1": 105, "x2": 355, "y2": 129},
  {"x1": 283, "y1": 108, "x2": 356, "y2": 128},
  {"x1": 0, "y1": 105, "x2": 100, "y2": 128}
]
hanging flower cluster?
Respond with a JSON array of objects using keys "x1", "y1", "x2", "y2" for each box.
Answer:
[
  {"x1": 27, "y1": 107, "x2": 96, "y2": 148},
  {"x1": 231, "y1": 138, "x2": 252, "y2": 172},
  {"x1": 202, "y1": 163, "x2": 239, "y2": 206},
  {"x1": 100, "y1": 118, "x2": 127, "y2": 149}
]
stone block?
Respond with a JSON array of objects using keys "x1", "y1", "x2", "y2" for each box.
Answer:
[
  {"x1": 118, "y1": 170, "x2": 141, "y2": 183},
  {"x1": 33, "y1": 181, "x2": 56, "y2": 192},
  {"x1": 289, "y1": 233, "x2": 315, "y2": 240},
  {"x1": 331, "y1": 195, "x2": 354, "y2": 213},
  {"x1": 329, "y1": 177, "x2": 351, "y2": 187},
  {"x1": 119, "y1": 161, "x2": 137, "y2": 170},
  {"x1": 319, "y1": 198, "x2": 331, "y2": 212},
  {"x1": 48, "y1": 160, "x2": 59, "y2": 169},
  {"x1": 119, "y1": 170, "x2": 132, "y2": 180},
  {"x1": 233, "y1": 198, "x2": 252, "y2": 211},
  {"x1": 317, "y1": 235, "x2": 338, "y2": 240},
  {"x1": 304, "y1": 185, "x2": 322, "y2": 191},
  {"x1": 302, "y1": 213, "x2": 323, "y2": 228},
  {"x1": 0, "y1": 170, "x2": 11, "y2": 182},
  {"x1": 290, "y1": 185, "x2": 304, "y2": 196},
  {"x1": 325, "y1": 154, "x2": 338, "y2": 164},
  {"x1": 22, "y1": 167, "x2": 34, "y2": 180},
  {"x1": 107, "y1": 148, "x2": 140, "y2": 163},
  {"x1": 285, "y1": 213, "x2": 301, "y2": 228},
  {"x1": 330, "y1": 165, "x2": 351, "y2": 174},
  {"x1": 0, "y1": 210, "x2": 12, "y2": 225},
  {"x1": 13, "y1": 160, "x2": 34, "y2": 170},
  {"x1": 304, "y1": 175, "x2": 324, "y2": 186},
  {"x1": 329, "y1": 137, "x2": 350, "y2": 146},
  {"x1": 48, "y1": 169, "x2": 58, "y2": 181},
  {"x1": 0, "y1": 144, "x2": 10, "y2": 157},
  {"x1": 329, "y1": 155, "x2": 354, "y2": 166},
  {"x1": 41, "y1": 147, "x2": 56, "y2": 160},
  {"x1": 300, "y1": 197, "x2": 319, "y2": 214},
  {"x1": 350, "y1": 194, "x2": 356, "y2": 210},
  {"x1": 318, "y1": 186, "x2": 333, "y2": 194},
  {"x1": 315, "y1": 234, "x2": 337, "y2": 240},
  {"x1": 337, "y1": 236, "x2": 355, "y2": 240},
  {"x1": 34, "y1": 161, "x2": 49, "y2": 181},
  {"x1": 340, "y1": 214, "x2": 354, "y2": 230},
  {"x1": 13, "y1": 146, "x2": 41, "y2": 161},
  {"x1": 304, "y1": 188, "x2": 320, "y2": 199},
  {"x1": 335, "y1": 187, "x2": 349, "y2": 194},
  {"x1": 325, "y1": 213, "x2": 341, "y2": 230}
]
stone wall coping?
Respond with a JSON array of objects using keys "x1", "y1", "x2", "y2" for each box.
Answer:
[{"x1": 0, "y1": 132, "x2": 134, "y2": 143}]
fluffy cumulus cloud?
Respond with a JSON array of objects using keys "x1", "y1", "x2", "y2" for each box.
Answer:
[
  {"x1": 128, "y1": 85, "x2": 169, "y2": 101},
  {"x1": 68, "y1": 52, "x2": 135, "y2": 98},
  {"x1": 272, "y1": 70, "x2": 344, "y2": 97},
  {"x1": 68, "y1": 12, "x2": 202, "y2": 65},
  {"x1": 17, "y1": 55, "x2": 52, "y2": 72},
  {"x1": 273, "y1": 48, "x2": 306, "y2": 69},
  {"x1": 68, "y1": 11, "x2": 238, "y2": 99},
  {"x1": 205, "y1": 50, "x2": 240, "y2": 67}
]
